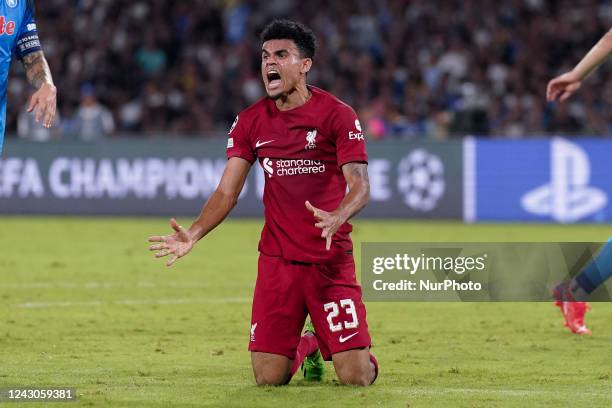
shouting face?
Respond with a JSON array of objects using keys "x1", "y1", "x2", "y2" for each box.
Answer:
[{"x1": 261, "y1": 39, "x2": 312, "y2": 100}]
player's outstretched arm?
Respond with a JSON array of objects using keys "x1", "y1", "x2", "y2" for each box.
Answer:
[
  {"x1": 547, "y1": 29, "x2": 612, "y2": 102},
  {"x1": 306, "y1": 162, "x2": 369, "y2": 250},
  {"x1": 148, "y1": 157, "x2": 251, "y2": 266},
  {"x1": 21, "y1": 50, "x2": 56, "y2": 128}
]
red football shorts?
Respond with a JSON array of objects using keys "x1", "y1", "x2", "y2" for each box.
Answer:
[{"x1": 249, "y1": 253, "x2": 372, "y2": 360}]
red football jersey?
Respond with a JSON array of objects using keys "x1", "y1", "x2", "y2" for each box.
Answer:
[{"x1": 226, "y1": 86, "x2": 368, "y2": 264}]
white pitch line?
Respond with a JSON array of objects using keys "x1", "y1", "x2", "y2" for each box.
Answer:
[
  {"x1": 0, "y1": 282, "x2": 252, "y2": 290},
  {"x1": 295, "y1": 386, "x2": 612, "y2": 398},
  {"x1": 395, "y1": 387, "x2": 612, "y2": 398},
  {"x1": 16, "y1": 297, "x2": 251, "y2": 309}
]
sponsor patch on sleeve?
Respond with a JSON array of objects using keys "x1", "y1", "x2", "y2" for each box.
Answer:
[
  {"x1": 349, "y1": 119, "x2": 364, "y2": 140},
  {"x1": 229, "y1": 115, "x2": 239, "y2": 134}
]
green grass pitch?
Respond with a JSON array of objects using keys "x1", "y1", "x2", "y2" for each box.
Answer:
[{"x1": 1, "y1": 217, "x2": 612, "y2": 407}]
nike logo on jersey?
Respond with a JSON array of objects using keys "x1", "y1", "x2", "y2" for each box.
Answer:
[
  {"x1": 255, "y1": 140, "x2": 274, "y2": 148},
  {"x1": 338, "y1": 332, "x2": 359, "y2": 343}
]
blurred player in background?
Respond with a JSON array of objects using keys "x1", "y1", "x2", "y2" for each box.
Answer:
[
  {"x1": 149, "y1": 20, "x2": 378, "y2": 386},
  {"x1": 0, "y1": 0, "x2": 56, "y2": 154},
  {"x1": 547, "y1": 29, "x2": 612, "y2": 335}
]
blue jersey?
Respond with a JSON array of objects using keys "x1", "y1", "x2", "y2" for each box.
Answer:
[{"x1": 0, "y1": 0, "x2": 41, "y2": 153}]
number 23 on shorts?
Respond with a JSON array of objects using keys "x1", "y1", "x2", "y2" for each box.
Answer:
[{"x1": 323, "y1": 298, "x2": 359, "y2": 333}]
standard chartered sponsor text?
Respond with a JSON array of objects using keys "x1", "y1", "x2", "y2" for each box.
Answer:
[{"x1": 274, "y1": 159, "x2": 325, "y2": 176}]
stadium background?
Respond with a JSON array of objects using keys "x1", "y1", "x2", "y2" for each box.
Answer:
[
  {"x1": 2, "y1": 1, "x2": 612, "y2": 407},
  {"x1": 2, "y1": 0, "x2": 611, "y2": 222},
  {"x1": 5, "y1": 0, "x2": 612, "y2": 139}
]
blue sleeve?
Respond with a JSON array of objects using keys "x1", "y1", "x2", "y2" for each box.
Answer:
[{"x1": 14, "y1": 0, "x2": 42, "y2": 59}]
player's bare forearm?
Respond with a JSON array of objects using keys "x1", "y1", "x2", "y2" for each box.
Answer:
[
  {"x1": 305, "y1": 162, "x2": 369, "y2": 250},
  {"x1": 21, "y1": 51, "x2": 54, "y2": 89},
  {"x1": 571, "y1": 29, "x2": 612, "y2": 80},
  {"x1": 188, "y1": 189, "x2": 239, "y2": 241},
  {"x1": 148, "y1": 158, "x2": 250, "y2": 266},
  {"x1": 188, "y1": 157, "x2": 251, "y2": 241},
  {"x1": 22, "y1": 51, "x2": 57, "y2": 128},
  {"x1": 547, "y1": 29, "x2": 612, "y2": 102},
  {"x1": 336, "y1": 162, "x2": 370, "y2": 223}
]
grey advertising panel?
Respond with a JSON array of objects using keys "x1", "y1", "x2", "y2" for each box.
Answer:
[
  {"x1": 0, "y1": 139, "x2": 462, "y2": 217},
  {"x1": 364, "y1": 140, "x2": 462, "y2": 218}
]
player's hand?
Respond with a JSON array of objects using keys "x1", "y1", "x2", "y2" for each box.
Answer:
[
  {"x1": 546, "y1": 71, "x2": 582, "y2": 102},
  {"x1": 148, "y1": 218, "x2": 195, "y2": 267},
  {"x1": 305, "y1": 200, "x2": 344, "y2": 251},
  {"x1": 27, "y1": 83, "x2": 57, "y2": 128}
]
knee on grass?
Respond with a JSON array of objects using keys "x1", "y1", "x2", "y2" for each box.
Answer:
[
  {"x1": 254, "y1": 369, "x2": 290, "y2": 386},
  {"x1": 334, "y1": 361, "x2": 375, "y2": 386},
  {"x1": 332, "y1": 348, "x2": 376, "y2": 386},
  {"x1": 251, "y1": 352, "x2": 292, "y2": 386}
]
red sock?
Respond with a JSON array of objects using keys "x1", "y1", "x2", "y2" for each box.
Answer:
[
  {"x1": 290, "y1": 333, "x2": 319, "y2": 376},
  {"x1": 369, "y1": 353, "x2": 379, "y2": 384}
]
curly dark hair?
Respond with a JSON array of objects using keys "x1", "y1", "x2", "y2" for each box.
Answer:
[{"x1": 260, "y1": 19, "x2": 317, "y2": 59}]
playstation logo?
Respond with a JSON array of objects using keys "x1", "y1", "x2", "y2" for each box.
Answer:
[{"x1": 521, "y1": 138, "x2": 607, "y2": 223}]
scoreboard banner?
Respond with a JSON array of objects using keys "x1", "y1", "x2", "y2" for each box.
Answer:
[{"x1": 0, "y1": 139, "x2": 463, "y2": 218}]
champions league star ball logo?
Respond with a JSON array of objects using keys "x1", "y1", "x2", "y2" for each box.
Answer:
[
  {"x1": 397, "y1": 149, "x2": 445, "y2": 211},
  {"x1": 6, "y1": 0, "x2": 17, "y2": 8}
]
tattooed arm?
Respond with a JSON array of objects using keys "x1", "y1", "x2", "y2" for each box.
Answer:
[
  {"x1": 336, "y1": 162, "x2": 370, "y2": 221},
  {"x1": 305, "y1": 162, "x2": 370, "y2": 250},
  {"x1": 21, "y1": 50, "x2": 56, "y2": 128}
]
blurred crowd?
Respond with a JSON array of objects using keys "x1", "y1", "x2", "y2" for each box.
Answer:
[{"x1": 7, "y1": 0, "x2": 612, "y2": 140}]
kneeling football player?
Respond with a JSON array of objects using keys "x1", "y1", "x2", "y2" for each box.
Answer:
[{"x1": 149, "y1": 19, "x2": 378, "y2": 386}]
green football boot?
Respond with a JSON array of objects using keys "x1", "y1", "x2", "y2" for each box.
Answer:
[{"x1": 301, "y1": 321, "x2": 325, "y2": 381}]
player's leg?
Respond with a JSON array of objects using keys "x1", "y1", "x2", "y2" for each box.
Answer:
[
  {"x1": 289, "y1": 321, "x2": 323, "y2": 380},
  {"x1": 305, "y1": 260, "x2": 378, "y2": 386},
  {"x1": 251, "y1": 352, "x2": 292, "y2": 385},
  {"x1": 564, "y1": 237, "x2": 612, "y2": 298},
  {"x1": 332, "y1": 348, "x2": 378, "y2": 386},
  {"x1": 553, "y1": 237, "x2": 612, "y2": 334},
  {"x1": 249, "y1": 255, "x2": 307, "y2": 385}
]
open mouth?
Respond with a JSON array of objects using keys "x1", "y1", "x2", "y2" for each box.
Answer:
[{"x1": 266, "y1": 71, "x2": 282, "y2": 90}]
